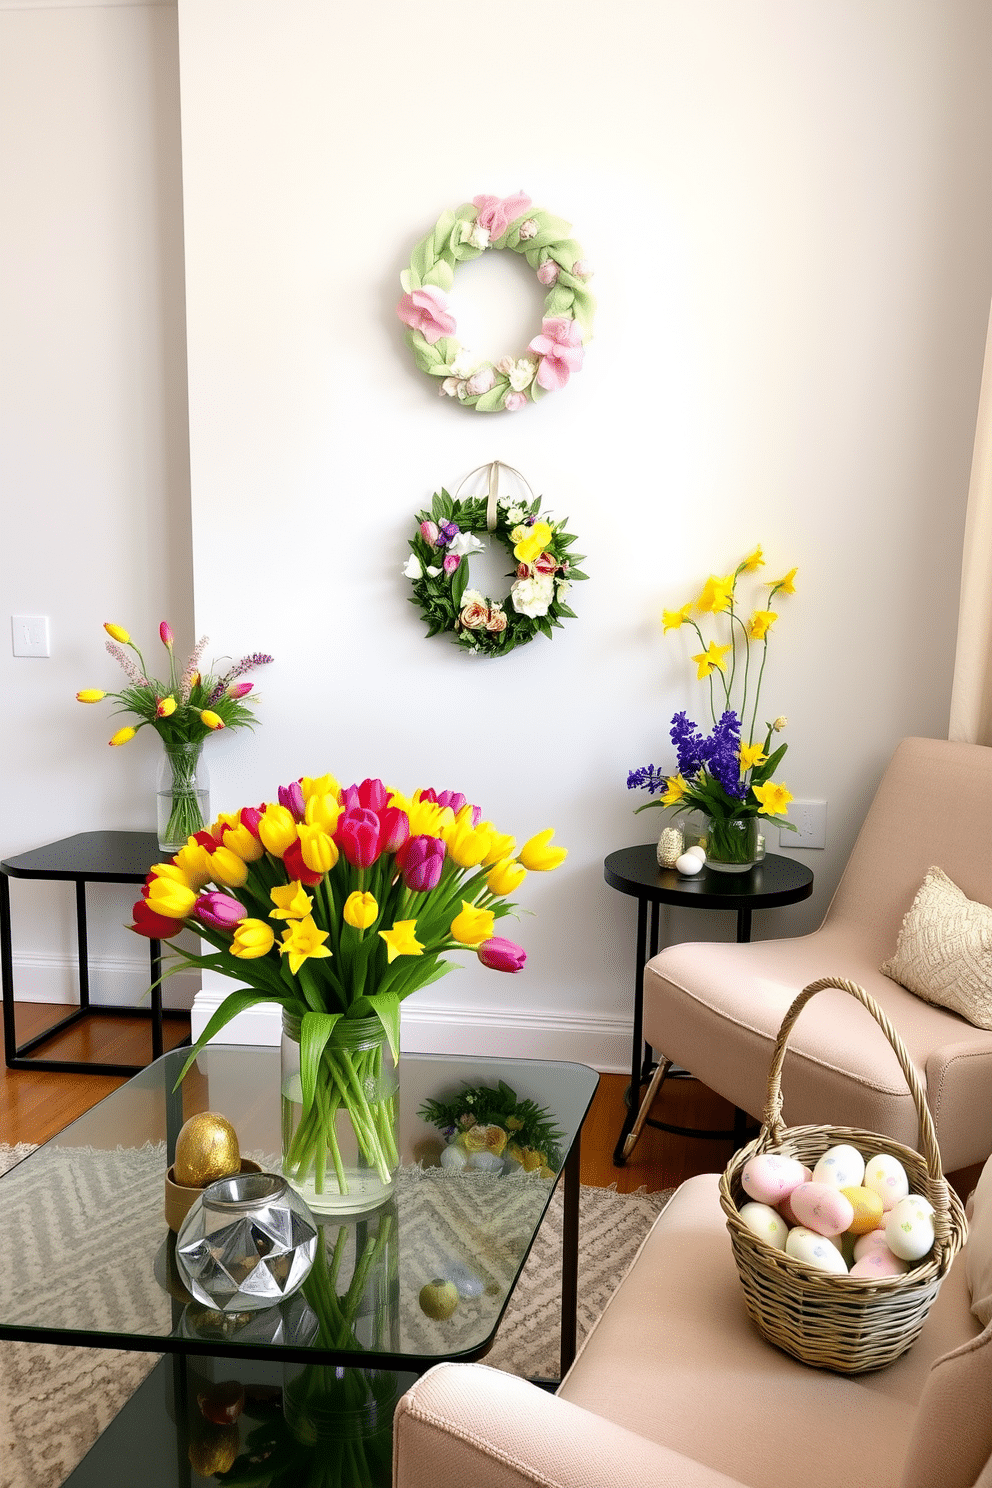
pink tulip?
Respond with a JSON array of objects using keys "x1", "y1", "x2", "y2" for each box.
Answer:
[
  {"x1": 528, "y1": 317, "x2": 585, "y2": 391},
  {"x1": 443, "y1": 553, "x2": 460, "y2": 575},
  {"x1": 340, "y1": 779, "x2": 389, "y2": 814},
  {"x1": 397, "y1": 834, "x2": 446, "y2": 892},
  {"x1": 336, "y1": 808, "x2": 383, "y2": 869},
  {"x1": 477, "y1": 936, "x2": 527, "y2": 973},
  {"x1": 420, "y1": 519, "x2": 440, "y2": 547},
  {"x1": 227, "y1": 681, "x2": 253, "y2": 699},
  {"x1": 240, "y1": 806, "x2": 264, "y2": 838},
  {"x1": 159, "y1": 621, "x2": 174, "y2": 648},
  {"x1": 471, "y1": 191, "x2": 533, "y2": 241},
  {"x1": 278, "y1": 781, "x2": 306, "y2": 821},
  {"x1": 396, "y1": 286, "x2": 456, "y2": 345},
  {"x1": 195, "y1": 892, "x2": 247, "y2": 931},
  {"x1": 378, "y1": 806, "x2": 410, "y2": 855}
]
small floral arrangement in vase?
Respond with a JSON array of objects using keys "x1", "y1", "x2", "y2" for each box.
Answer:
[
  {"x1": 419, "y1": 1079, "x2": 565, "y2": 1177},
  {"x1": 77, "y1": 621, "x2": 272, "y2": 851},
  {"x1": 627, "y1": 547, "x2": 798, "y2": 871}
]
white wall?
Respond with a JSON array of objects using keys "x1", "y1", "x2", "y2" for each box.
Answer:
[
  {"x1": 0, "y1": 0, "x2": 197, "y2": 1010},
  {"x1": 176, "y1": 0, "x2": 992, "y2": 1067}
]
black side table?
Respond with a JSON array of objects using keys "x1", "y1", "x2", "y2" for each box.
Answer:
[
  {"x1": 1, "y1": 830, "x2": 189, "y2": 1076},
  {"x1": 604, "y1": 843, "x2": 814, "y2": 1165}
]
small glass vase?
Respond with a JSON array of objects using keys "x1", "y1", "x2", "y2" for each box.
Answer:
[
  {"x1": 704, "y1": 814, "x2": 759, "y2": 873},
  {"x1": 156, "y1": 743, "x2": 209, "y2": 852},
  {"x1": 281, "y1": 1012, "x2": 399, "y2": 1216}
]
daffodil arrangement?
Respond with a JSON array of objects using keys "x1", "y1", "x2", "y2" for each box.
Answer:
[
  {"x1": 77, "y1": 621, "x2": 273, "y2": 847},
  {"x1": 627, "y1": 547, "x2": 798, "y2": 867},
  {"x1": 133, "y1": 773, "x2": 567, "y2": 1207},
  {"x1": 419, "y1": 1079, "x2": 565, "y2": 1176}
]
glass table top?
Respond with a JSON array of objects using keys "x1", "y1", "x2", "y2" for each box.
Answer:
[{"x1": 0, "y1": 1046, "x2": 598, "y2": 1369}]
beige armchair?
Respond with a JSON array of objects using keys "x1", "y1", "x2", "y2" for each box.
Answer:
[{"x1": 640, "y1": 736, "x2": 992, "y2": 1174}]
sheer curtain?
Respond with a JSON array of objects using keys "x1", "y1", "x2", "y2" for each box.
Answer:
[{"x1": 949, "y1": 308, "x2": 992, "y2": 747}]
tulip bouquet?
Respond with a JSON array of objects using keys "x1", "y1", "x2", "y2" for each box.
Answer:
[
  {"x1": 135, "y1": 772, "x2": 567, "y2": 1210},
  {"x1": 627, "y1": 547, "x2": 798, "y2": 867},
  {"x1": 78, "y1": 621, "x2": 273, "y2": 849}
]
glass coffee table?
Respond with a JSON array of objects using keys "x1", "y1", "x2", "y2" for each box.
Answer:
[{"x1": 0, "y1": 1045, "x2": 598, "y2": 1486}]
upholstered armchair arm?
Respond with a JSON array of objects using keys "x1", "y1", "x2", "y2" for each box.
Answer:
[{"x1": 393, "y1": 1363, "x2": 749, "y2": 1488}]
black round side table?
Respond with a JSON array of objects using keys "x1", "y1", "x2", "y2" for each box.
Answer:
[{"x1": 604, "y1": 843, "x2": 814, "y2": 1165}]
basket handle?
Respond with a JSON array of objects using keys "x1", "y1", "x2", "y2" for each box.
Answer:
[{"x1": 759, "y1": 976, "x2": 953, "y2": 1245}]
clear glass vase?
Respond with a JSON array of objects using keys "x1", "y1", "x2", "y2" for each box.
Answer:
[
  {"x1": 281, "y1": 1012, "x2": 399, "y2": 1216},
  {"x1": 704, "y1": 814, "x2": 759, "y2": 872},
  {"x1": 156, "y1": 743, "x2": 209, "y2": 852}
]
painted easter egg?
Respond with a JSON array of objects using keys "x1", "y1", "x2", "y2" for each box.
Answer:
[
  {"x1": 863, "y1": 1153, "x2": 910, "y2": 1212},
  {"x1": 738, "y1": 1201, "x2": 790, "y2": 1250},
  {"x1": 789, "y1": 1182, "x2": 855, "y2": 1238},
  {"x1": 841, "y1": 1185, "x2": 885, "y2": 1236},
  {"x1": 885, "y1": 1196, "x2": 935, "y2": 1262},
  {"x1": 785, "y1": 1226, "x2": 849, "y2": 1274},
  {"x1": 812, "y1": 1144, "x2": 865, "y2": 1191},
  {"x1": 740, "y1": 1153, "x2": 807, "y2": 1206}
]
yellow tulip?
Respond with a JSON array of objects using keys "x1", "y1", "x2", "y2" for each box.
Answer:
[
  {"x1": 450, "y1": 901, "x2": 495, "y2": 945},
  {"x1": 230, "y1": 919, "x2": 275, "y2": 959},
  {"x1": 269, "y1": 882, "x2": 313, "y2": 920},
  {"x1": 486, "y1": 857, "x2": 527, "y2": 896},
  {"x1": 207, "y1": 846, "x2": 249, "y2": 889},
  {"x1": 298, "y1": 824, "x2": 338, "y2": 874},
  {"x1": 278, "y1": 915, "x2": 332, "y2": 975},
  {"x1": 220, "y1": 821, "x2": 265, "y2": 862},
  {"x1": 149, "y1": 862, "x2": 190, "y2": 887},
  {"x1": 300, "y1": 773, "x2": 340, "y2": 802},
  {"x1": 156, "y1": 695, "x2": 177, "y2": 717},
  {"x1": 103, "y1": 622, "x2": 130, "y2": 644},
  {"x1": 304, "y1": 793, "x2": 342, "y2": 834},
  {"x1": 478, "y1": 823, "x2": 516, "y2": 866},
  {"x1": 200, "y1": 709, "x2": 225, "y2": 731},
  {"x1": 443, "y1": 817, "x2": 492, "y2": 869},
  {"x1": 109, "y1": 727, "x2": 136, "y2": 747},
  {"x1": 407, "y1": 800, "x2": 454, "y2": 838},
  {"x1": 145, "y1": 878, "x2": 197, "y2": 920},
  {"x1": 379, "y1": 920, "x2": 424, "y2": 963},
  {"x1": 343, "y1": 891, "x2": 378, "y2": 930},
  {"x1": 76, "y1": 690, "x2": 106, "y2": 703},
  {"x1": 518, "y1": 828, "x2": 568, "y2": 872},
  {"x1": 258, "y1": 804, "x2": 298, "y2": 856},
  {"x1": 173, "y1": 840, "x2": 214, "y2": 890}
]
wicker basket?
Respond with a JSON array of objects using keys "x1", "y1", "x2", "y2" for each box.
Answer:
[{"x1": 719, "y1": 976, "x2": 968, "y2": 1373}]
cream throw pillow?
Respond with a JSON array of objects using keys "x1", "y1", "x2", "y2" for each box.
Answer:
[{"x1": 880, "y1": 865, "x2": 992, "y2": 1032}]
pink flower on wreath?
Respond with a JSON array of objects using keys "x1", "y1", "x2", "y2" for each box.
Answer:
[
  {"x1": 536, "y1": 259, "x2": 560, "y2": 287},
  {"x1": 465, "y1": 366, "x2": 496, "y2": 398},
  {"x1": 396, "y1": 285, "x2": 456, "y2": 345},
  {"x1": 471, "y1": 191, "x2": 533, "y2": 242},
  {"x1": 504, "y1": 391, "x2": 528, "y2": 412},
  {"x1": 528, "y1": 316, "x2": 585, "y2": 392}
]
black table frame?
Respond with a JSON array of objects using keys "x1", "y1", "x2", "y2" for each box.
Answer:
[
  {"x1": 604, "y1": 844, "x2": 814, "y2": 1165},
  {"x1": 1, "y1": 830, "x2": 188, "y2": 1076}
]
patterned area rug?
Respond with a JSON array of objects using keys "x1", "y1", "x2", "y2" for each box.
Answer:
[{"x1": 0, "y1": 1143, "x2": 671, "y2": 1488}]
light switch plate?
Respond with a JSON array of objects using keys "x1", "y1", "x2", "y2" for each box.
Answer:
[
  {"x1": 11, "y1": 615, "x2": 50, "y2": 657},
  {"x1": 789, "y1": 800, "x2": 827, "y2": 849}
]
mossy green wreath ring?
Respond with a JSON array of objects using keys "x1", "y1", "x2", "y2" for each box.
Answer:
[{"x1": 395, "y1": 192, "x2": 595, "y2": 413}]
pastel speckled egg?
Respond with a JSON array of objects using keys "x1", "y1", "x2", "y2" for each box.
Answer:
[
  {"x1": 675, "y1": 853, "x2": 703, "y2": 876},
  {"x1": 740, "y1": 1153, "x2": 807, "y2": 1206},
  {"x1": 812, "y1": 1144, "x2": 866, "y2": 1190},
  {"x1": 840, "y1": 1185, "x2": 885, "y2": 1235},
  {"x1": 863, "y1": 1153, "x2": 910, "y2": 1212},
  {"x1": 738, "y1": 1201, "x2": 790, "y2": 1250},
  {"x1": 789, "y1": 1182, "x2": 855, "y2": 1237},
  {"x1": 777, "y1": 1167, "x2": 815, "y2": 1226},
  {"x1": 885, "y1": 1196, "x2": 935, "y2": 1262},
  {"x1": 852, "y1": 1228, "x2": 892, "y2": 1263},
  {"x1": 785, "y1": 1226, "x2": 849, "y2": 1274},
  {"x1": 849, "y1": 1246, "x2": 909, "y2": 1278}
]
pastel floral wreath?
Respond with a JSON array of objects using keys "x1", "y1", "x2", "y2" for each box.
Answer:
[
  {"x1": 396, "y1": 192, "x2": 595, "y2": 413},
  {"x1": 403, "y1": 469, "x2": 587, "y2": 656}
]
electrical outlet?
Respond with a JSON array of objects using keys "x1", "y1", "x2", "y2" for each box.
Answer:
[
  {"x1": 11, "y1": 615, "x2": 50, "y2": 657},
  {"x1": 789, "y1": 800, "x2": 827, "y2": 849}
]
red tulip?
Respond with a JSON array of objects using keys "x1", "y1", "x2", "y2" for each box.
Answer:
[
  {"x1": 283, "y1": 838, "x2": 324, "y2": 886},
  {"x1": 336, "y1": 809, "x2": 382, "y2": 869},
  {"x1": 131, "y1": 899, "x2": 182, "y2": 939}
]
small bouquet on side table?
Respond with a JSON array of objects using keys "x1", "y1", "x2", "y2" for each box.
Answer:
[
  {"x1": 419, "y1": 1079, "x2": 565, "y2": 1176},
  {"x1": 628, "y1": 547, "x2": 798, "y2": 872}
]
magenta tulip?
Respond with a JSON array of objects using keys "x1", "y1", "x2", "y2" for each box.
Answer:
[
  {"x1": 378, "y1": 806, "x2": 410, "y2": 855},
  {"x1": 226, "y1": 681, "x2": 253, "y2": 699},
  {"x1": 195, "y1": 892, "x2": 247, "y2": 931},
  {"x1": 340, "y1": 778, "x2": 389, "y2": 814},
  {"x1": 477, "y1": 936, "x2": 527, "y2": 973},
  {"x1": 240, "y1": 805, "x2": 264, "y2": 837},
  {"x1": 336, "y1": 808, "x2": 383, "y2": 868},
  {"x1": 278, "y1": 780, "x2": 306, "y2": 821},
  {"x1": 397, "y1": 834, "x2": 446, "y2": 892},
  {"x1": 159, "y1": 621, "x2": 174, "y2": 648}
]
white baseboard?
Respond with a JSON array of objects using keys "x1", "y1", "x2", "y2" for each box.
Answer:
[
  {"x1": 190, "y1": 989, "x2": 632, "y2": 1074},
  {"x1": 9, "y1": 951, "x2": 198, "y2": 1011}
]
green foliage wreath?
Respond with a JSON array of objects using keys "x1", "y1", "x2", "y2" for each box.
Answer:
[{"x1": 403, "y1": 487, "x2": 587, "y2": 658}]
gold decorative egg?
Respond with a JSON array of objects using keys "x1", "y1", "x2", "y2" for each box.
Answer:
[
  {"x1": 173, "y1": 1112, "x2": 241, "y2": 1188},
  {"x1": 188, "y1": 1423, "x2": 240, "y2": 1476}
]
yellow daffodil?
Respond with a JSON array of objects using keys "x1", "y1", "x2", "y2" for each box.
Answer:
[
  {"x1": 103, "y1": 622, "x2": 130, "y2": 644},
  {"x1": 752, "y1": 781, "x2": 794, "y2": 816},
  {"x1": 230, "y1": 919, "x2": 275, "y2": 959},
  {"x1": 747, "y1": 610, "x2": 777, "y2": 641},
  {"x1": 696, "y1": 574, "x2": 735, "y2": 614},
  {"x1": 156, "y1": 695, "x2": 177, "y2": 717},
  {"x1": 512, "y1": 520, "x2": 554, "y2": 565},
  {"x1": 258, "y1": 803, "x2": 298, "y2": 856},
  {"x1": 300, "y1": 773, "x2": 340, "y2": 802},
  {"x1": 486, "y1": 856, "x2": 527, "y2": 896},
  {"x1": 518, "y1": 828, "x2": 567, "y2": 872},
  {"x1": 662, "y1": 604, "x2": 692, "y2": 632},
  {"x1": 343, "y1": 891, "x2": 378, "y2": 930},
  {"x1": 109, "y1": 726, "x2": 136, "y2": 747},
  {"x1": 769, "y1": 567, "x2": 798, "y2": 595},
  {"x1": 174, "y1": 840, "x2": 214, "y2": 889},
  {"x1": 279, "y1": 915, "x2": 332, "y2": 974},
  {"x1": 207, "y1": 846, "x2": 249, "y2": 889},
  {"x1": 269, "y1": 882, "x2": 313, "y2": 920},
  {"x1": 443, "y1": 817, "x2": 492, "y2": 869},
  {"x1": 660, "y1": 774, "x2": 688, "y2": 807},
  {"x1": 200, "y1": 709, "x2": 225, "y2": 731},
  {"x1": 298, "y1": 824, "x2": 338, "y2": 874},
  {"x1": 450, "y1": 901, "x2": 495, "y2": 945},
  {"x1": 379, "y1": 920, "x2": 424, "y2": 963},
  {"x1": 691, "y1": 641, "x2": 732, "y2": 679},
  {"x1": 304, "y1": 793, "x2": 342, "y2": 834},
  {"x1": 739, "y1": 743, "x2": 768, "y2": 773},
  {"x1": 740, "y1": 545, "x2": 765, "y2": 573},
  {"x1": 145, "y1": 878, "x2": 197, "y2": 920},
  {"x1": 76, "y1": 689, "x2": 105, "y2": 703}
]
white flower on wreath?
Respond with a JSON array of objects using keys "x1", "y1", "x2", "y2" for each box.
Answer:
[
  {"x1": 511, "y1": 573, "x2": 555, "y2": 618},
  {"x1": 508, "y1": 358, "x2": 537, "y2": 392},
  {"x1": 450, "y1": 348, "x2": 481, "y2": 379},
  {"x1": 402, "y1": 555, "x2": 422, "y2": 579},
  {"x1": 440, "y1": 378, "x2": 462, "y2": 399},
  {"x1": 461, "y1": 589, "x2": 486, "y2": 608},
  {"x1": 426, "y1": 565, "x2": 443, "y2": 577},
  {"x1": 505, "y1": 506, "x2": 525, "y2": 525},
  {"x1": 555, "y1": 578, "x2": 572, "y2": 600},
  {"x1": 462, "y1": 221, "x2": 490, "y2": 250},
  {"x1": 449, "y1": 532, "x2": 485, "y2": 558}
]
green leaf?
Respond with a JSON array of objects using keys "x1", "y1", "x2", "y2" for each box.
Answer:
[
  {"x1": 172, "y1": 990, "x2": 289, "y2": 1090},
  {"x1": 474, "y1": 383, "x2": 508, "y2": 413},
  {"x1": 450, "y1": 557, "x2": 469, "y2": 611},
  {"x1": 367, "y1": 991, "x2": 401, "y2": 1062},
  {"x1": 299, "y1": 1011, "x2": 342, "y2": 1112}
]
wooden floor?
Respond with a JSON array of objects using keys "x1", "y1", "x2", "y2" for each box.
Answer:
[{"x1": 0, "y1": 1002, "x2": 739, "y2": 1192}]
